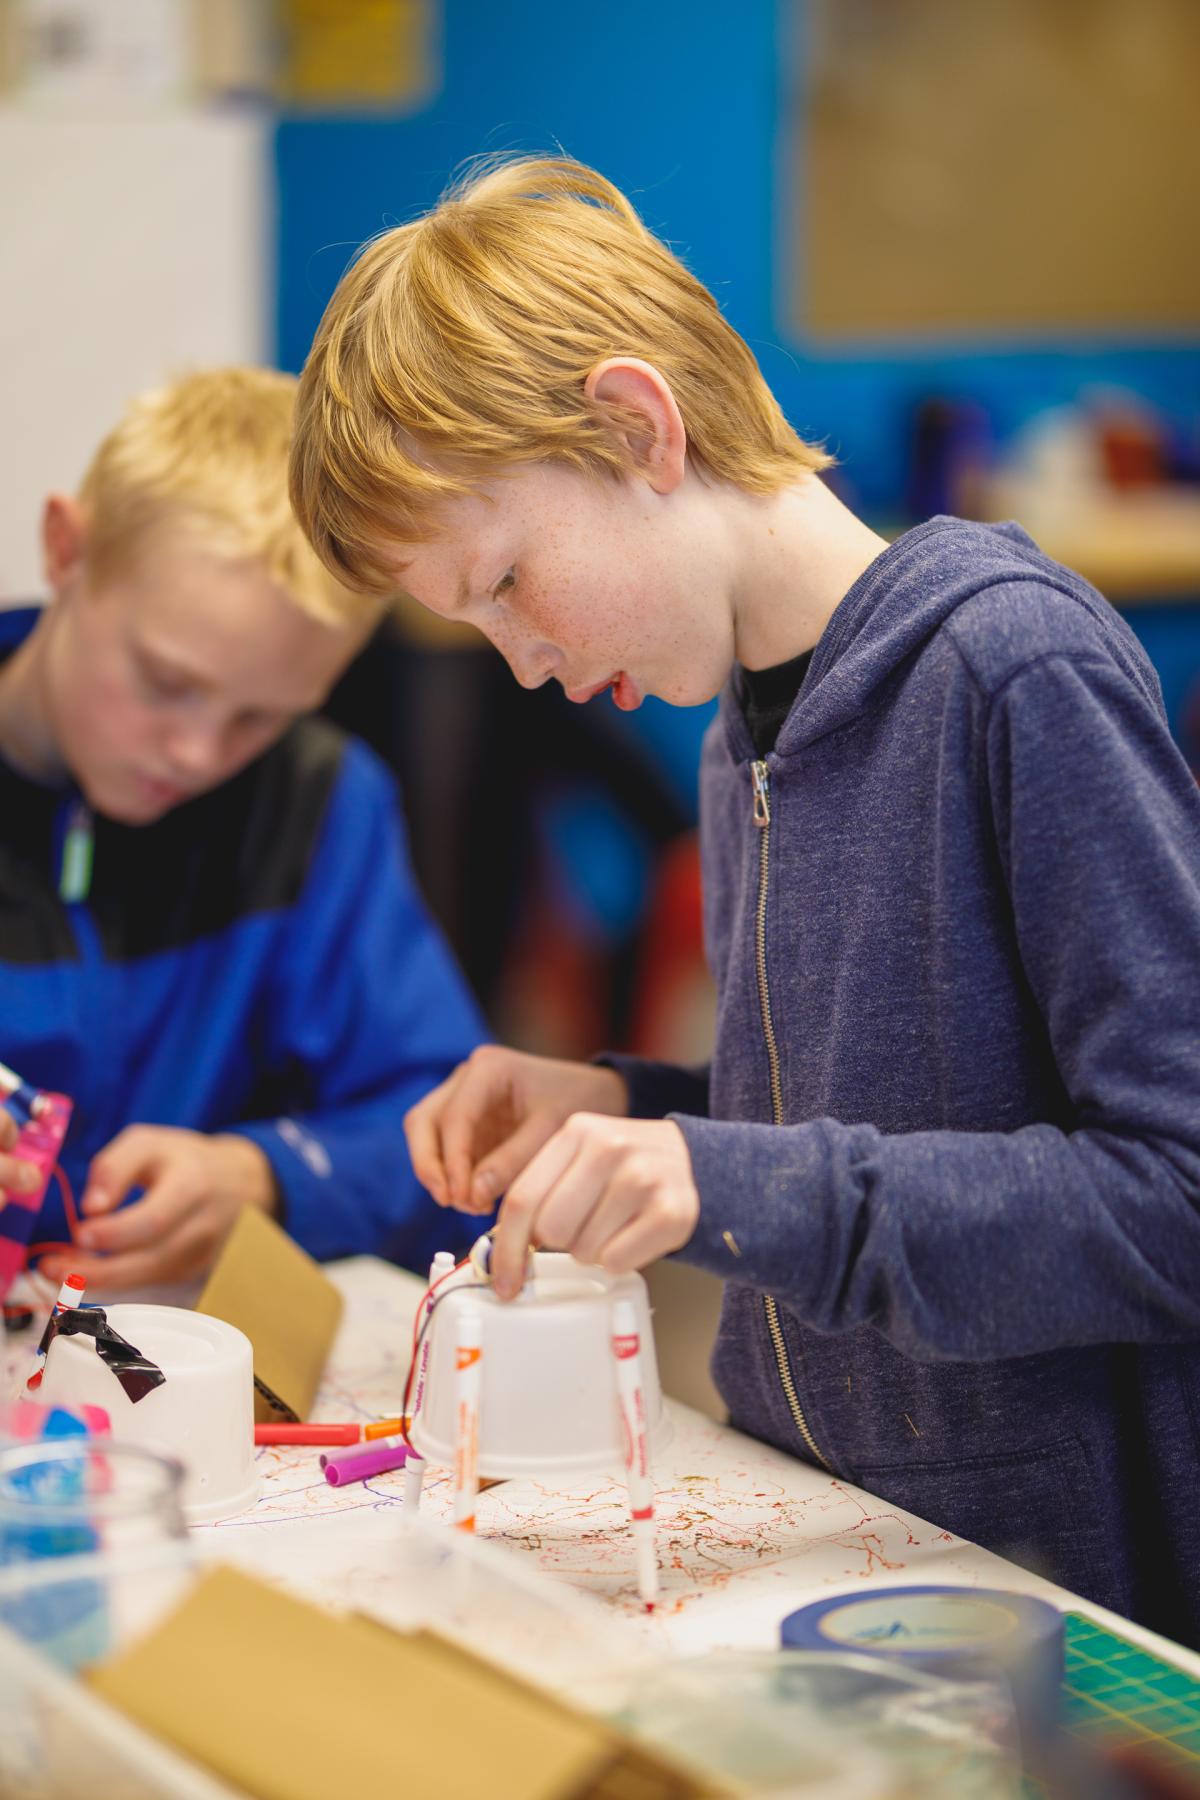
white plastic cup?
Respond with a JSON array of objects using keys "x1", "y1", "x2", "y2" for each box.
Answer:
[
  {"x1": 409, "y1": 1254, "x2": 670, "y2": 1479},
  {"x1": 34, "y1": 1304, "x2": 259, "y2": 1525}
]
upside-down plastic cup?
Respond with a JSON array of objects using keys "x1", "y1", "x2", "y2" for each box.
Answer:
[
  {"x1": 409, "y1": 1254, "x2": 670, "y2": 1479},
  {"x1": 35, "y1": 1305, "x2": 259, "y2": 1525}
]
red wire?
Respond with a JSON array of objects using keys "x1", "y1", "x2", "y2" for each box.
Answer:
[
  {"x1": 399, "y1": 1255, "x2": 470, "y2": 1452},
  {"x1": 26, "y1": 1163, "x2": 84, "y2": 1287}
]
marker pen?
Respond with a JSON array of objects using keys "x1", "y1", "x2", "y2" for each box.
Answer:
[
  {"x1": 452, "y1": 1302, "x2": 483, "y2": 1532},
  {"x1": 612, "y1": 1297, "x2": 659, "y2": 1612},
  {"x1": 253, "y1": 1422, "x2": 360, "y2": 1446},
  {"x1": 323, "y1": 1441, "x2": 410, "y2": 1487},
  {"x1": 364, "y1": 1415, "x2": 410, "y2": 1442},
  {"x1": 0, "y1": 1060, "x2": 46, "y2": 1123},
  {"x1": 26, "y1": 1271, "x2": 86, "y2": 1392},
  {"x1": 404, "y1": 1249, "x2": 455, "y2": 1518}
]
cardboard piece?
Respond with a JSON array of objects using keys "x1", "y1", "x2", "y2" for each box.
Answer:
[
  {"x1": 196, "y1": 1206, "x2": 342, "y2": 1425},
  {"x1": 86, "y1": 1566, "x2": 725, "y2": 1800}
]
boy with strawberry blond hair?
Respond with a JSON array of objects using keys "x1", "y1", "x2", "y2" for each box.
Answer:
[{"x1": 290, "y1": 159, "x2": 1200, "y2": 1643}]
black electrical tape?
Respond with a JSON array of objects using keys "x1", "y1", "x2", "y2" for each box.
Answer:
[
  {"x1": 36, "y1": 1306, "x2": 166, "y2": 1404},
  {"x1": 253, "y1": 1374, "x2": 298, "y2": 1423}
]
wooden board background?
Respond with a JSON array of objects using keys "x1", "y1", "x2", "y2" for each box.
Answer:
[{"x1": 797, "y1": 0, "x2": 1200, "y2": 340}]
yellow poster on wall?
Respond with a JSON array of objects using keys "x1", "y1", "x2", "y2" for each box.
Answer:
[{"x1": 278, "y1": 0, "x2": 438, "y2": 112}]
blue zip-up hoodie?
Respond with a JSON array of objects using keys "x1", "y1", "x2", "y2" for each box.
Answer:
[
  {"x1": 610, "y1": 518, "x2": 1200, "y2": 1643},
  {"x1": 0, "y1": 607, "x2": 486, "y2": 1275}
]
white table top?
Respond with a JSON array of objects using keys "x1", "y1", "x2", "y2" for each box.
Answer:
[{"x1": 192, "y1": 1256, "x2": 1200, "y2": 1677}]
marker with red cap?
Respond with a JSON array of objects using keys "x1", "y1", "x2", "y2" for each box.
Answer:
[
  {"x1": 26, "y1": 1272, "x2": 86, "y2": 1391},
  {"x1": 612, "y1": 1297, "x2": 659, "y2": 1612}
]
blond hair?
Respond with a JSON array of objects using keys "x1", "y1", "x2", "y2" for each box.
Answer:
[
  {"x1": 290, "y1": 156, "x2": 833, "y2": 595},
  {"x1": 80, "y1": 367, "x2": 371, "y2": 625}
]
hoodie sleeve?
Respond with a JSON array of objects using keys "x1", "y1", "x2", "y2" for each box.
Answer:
[
  {"x1": 594, "y1": 1052, "x2": 710, "y2": 1121},
  {"x1": 676, "y1": 650, "x2": 1200, "y2": 1361},
  {"x1": 227, "y1": 742, "x2": 488, "y2": 1270}
]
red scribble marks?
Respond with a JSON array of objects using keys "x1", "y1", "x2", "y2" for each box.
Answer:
[{"x1": 834, "y1": 1531, "x2": 907, "y2": 1578}]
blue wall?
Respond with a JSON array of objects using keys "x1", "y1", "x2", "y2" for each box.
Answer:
[
  {"x1": 276, "y1": 0, "x2": 1200, "y2": 795},
  {"x1": 276, "y1": 0, "x2": 1199, "y2": 513}
]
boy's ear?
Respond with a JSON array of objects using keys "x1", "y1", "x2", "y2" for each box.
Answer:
[
  {"x1": 584, "y1": 358, "x2": 687, "y2": 495},
  {"x1": 41, "y1": 493, "x2": 89, "y2": 595}
]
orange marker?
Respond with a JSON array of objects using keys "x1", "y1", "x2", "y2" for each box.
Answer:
[
  {"x1": 364, "y1": 1416, "x2": 410, "y2": 1442},
  {"x1": 452, "y1": 1304, "x2": 483, "y2": 1532}
]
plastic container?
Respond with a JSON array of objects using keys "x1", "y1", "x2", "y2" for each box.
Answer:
[
  {"x1": 409, "y1": 1253, "x2": 670, "y2": 1478},
  {"x1": 615, "y1": 1648, "x2": 1022, "y2": 1798},
  {"x1": 0, "y1": 1515, "x2": 637, "y2": 1800},
  {"x1": 0, "y1": 1438, "x2": 191, "y2": 1673},
  {"x1": 35, "y1": 1305, "x2": 259, "y2": 1525}
]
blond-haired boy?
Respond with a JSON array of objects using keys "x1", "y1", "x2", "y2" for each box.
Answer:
[
  {"x1": 0, "y1": 367, "x2": 484, "y2": 1290},
  {"x1": 291, "y1": 160, "x2": 1200, "y2": 1642}
]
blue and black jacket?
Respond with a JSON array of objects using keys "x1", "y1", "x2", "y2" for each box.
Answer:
[{"x1": 0, "y1": 606, "x2": 486, "y2": 1272}]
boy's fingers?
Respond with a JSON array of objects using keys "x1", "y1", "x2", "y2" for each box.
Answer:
[
  {"x1": 45, "y1": 1244, "x2": 178, "y2": 1293},
  {"x1": 0, "y1": 1111, "x2": 18, "y2": 1151},
  {"x1": 439, "y1": 1066, "x2": 505, "y2": 1208},
  {"x1": 76, "y1": 1171, "x2": 194, "y2": 1254},
  {"x1": 492, "y1": 1126, "x2": 587, "y2": 1298},
  {"x1": 560, "y1": 1180, "x2": 641, "y2": 1268},
  {"x1": 0, "y1": 1153, "x2": 43, "y2": 1198},
  {"x1": 405, "y1": 1073, "x2": 462, "y2": 1206},
  {"x1": 468, "y1": 1113, "x2": 567, "y2": 1212},
  {"x1": 82, "y1": 1126, "x2": 164, "y2": 1215}
]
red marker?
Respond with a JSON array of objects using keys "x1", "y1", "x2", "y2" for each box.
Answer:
[
  {"x1": 253, "y1": 1422, "x2": 360, "y2": 1446},
  {"x1": 26, "y1": 1272, "x2": 86, "y2": 1392},
  {"x1": 612, "y1": 1297, "x2": 659, "y2": 1612}
]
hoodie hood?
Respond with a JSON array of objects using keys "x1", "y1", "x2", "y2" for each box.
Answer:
[{"x1": 719, "y1": 516, "x2": 1128, "y2": 762}]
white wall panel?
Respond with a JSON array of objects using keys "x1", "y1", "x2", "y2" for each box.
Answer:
[{"x1": 0, "y1": 108, "x2": 268, "y2": 598}]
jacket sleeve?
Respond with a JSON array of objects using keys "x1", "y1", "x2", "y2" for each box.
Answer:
[
  {"x1": 676, "y1": 651, "x2": 1200, "y2": 1361},
  {"x1": 594, "y1": 1053, "x2": 710, "y2": 1121},
  {"x1": 228, "y1": 742, "x2": 488, "y2": 1270}
]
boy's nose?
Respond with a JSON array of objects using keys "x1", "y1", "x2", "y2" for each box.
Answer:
[{"x1": 162, "y1": 723, "x2": 225, "y2": 781}]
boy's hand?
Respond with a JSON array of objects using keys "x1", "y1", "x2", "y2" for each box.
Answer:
[
  {"x1": 40, "y1": 1127, "x2": 277, "y2": 1290},
  {"x1": 405, "y1": 1047, "x2": 629, "y2": 1214},
  {"x1": 489, "y1": 1114, "x2": 699, "y2": 1300},
  {"x1": 0, "y1": 1108, "x2": 42, "y2": 1204}
]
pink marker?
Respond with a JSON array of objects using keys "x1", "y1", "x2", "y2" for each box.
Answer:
[
  {"x1": 404, "y1": 1249, "x2": 455, "y2": 1519},
  {"x1": 323, "y1": 1441, "x2": 410, "y2": 1487},
  {"x1": 26, "y1": 1271, "x2": 86, "y2": 1392},
  {"x1": 612, "y1": 1297, "x2": 659, "y2": 1611}
]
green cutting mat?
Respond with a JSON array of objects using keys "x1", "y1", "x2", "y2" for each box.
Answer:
[{"x1": 1062, "y1": 1610, "x2": 1200, "y2": 1769}]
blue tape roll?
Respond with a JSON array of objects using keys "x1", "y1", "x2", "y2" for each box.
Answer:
[{"x1": 780, "y1": 1585, "x2": 1065, "y2": 1748}]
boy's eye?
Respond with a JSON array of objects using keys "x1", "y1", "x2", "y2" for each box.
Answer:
[
  {"x1": 142, "y1": 665, "x2": 191, "y2": 700},
  {"x1": 493, "y1": 568, "x2": 516, "y2": 599}
]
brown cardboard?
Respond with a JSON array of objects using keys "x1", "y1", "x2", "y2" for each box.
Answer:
[
  {"x1": 86, "y1": 1567, "x2": 724, "y2": 1800},
  {"x1": 196, "y1": 1206, "x2": 342, "y2": 1424}
]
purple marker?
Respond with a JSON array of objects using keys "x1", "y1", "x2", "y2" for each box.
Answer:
[{"x1": 323, "y1": 1442, "x2": 410, "y2": 1487}]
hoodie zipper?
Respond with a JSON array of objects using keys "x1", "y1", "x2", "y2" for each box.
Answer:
[{"x1": 751, "y1": 759, "x2": 830, "y2": 1470}]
